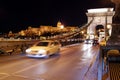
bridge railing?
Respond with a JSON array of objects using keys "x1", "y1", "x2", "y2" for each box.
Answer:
[
  {"x1": 0, "y1": 31, "x2": 84, "y2": 55},
  {"x1": 0, "y1": 40, "x2": 38, "y2": 55},
  {"x1": 99, "y1": 45, "x2": 120, "y2": 80}
]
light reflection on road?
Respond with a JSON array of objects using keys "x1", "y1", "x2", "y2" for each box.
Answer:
[
  {"x1": 82, "y1": 44, "x2": 92, "y2": 51},
  {"x1": 82, "y1": 47, "x2": 93, "y2": 59}
]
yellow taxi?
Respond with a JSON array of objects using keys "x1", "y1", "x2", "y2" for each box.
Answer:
[
  {"x1": 99, "y1": 40, "x2": 106, "y2": 46},
  {"x1": 25, "y1": 40, "x2": 61, "y2": 58}
]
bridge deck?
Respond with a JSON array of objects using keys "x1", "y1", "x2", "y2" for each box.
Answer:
[{"x1": 108, "y1": 62, "x2": 120, "y2": 80}]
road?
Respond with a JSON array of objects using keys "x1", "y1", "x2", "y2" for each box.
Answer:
[{"x1": 0, "y1": 43, "x2": 100, "y2": 80}]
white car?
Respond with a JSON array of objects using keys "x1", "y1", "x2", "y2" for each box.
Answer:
[
  {"x1": 84, "y1": 39, "x2": 93, "y2": 44},
  {"x1": 25, "y1": 40, "x2": 61, "y2": 58}
]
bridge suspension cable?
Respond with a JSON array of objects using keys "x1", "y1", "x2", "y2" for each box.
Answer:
[{"x1": 80, "y1": 17, "x2": 94, "y2": 30}]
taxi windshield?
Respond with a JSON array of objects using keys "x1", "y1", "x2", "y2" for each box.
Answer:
[{"x1": 36, "y1": 42, "x2": 49, "y2": 46}]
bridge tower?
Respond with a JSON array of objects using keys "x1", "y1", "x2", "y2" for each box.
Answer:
[{"x1": 86, "y1": 8, "x2": 114, "y2": 41}]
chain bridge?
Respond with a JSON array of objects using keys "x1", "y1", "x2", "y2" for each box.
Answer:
[{"x1": 84, "y1": 8, "x2": 114, "y2": 42}]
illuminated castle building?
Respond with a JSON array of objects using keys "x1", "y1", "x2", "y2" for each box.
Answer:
[{"x1": 18, "y1": 21, "x2": 78, "y2": 36}]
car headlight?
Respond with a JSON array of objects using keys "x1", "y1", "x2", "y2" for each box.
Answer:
[
  {"x1": 26, "y1": 49, "x2": 31, "y2": 53},
  {"x1": 88, "y1": 40, "x2": 91, "y2": 43},
  {"x1": 38, "y1": 49, "x2": 47, "y2": 53}
]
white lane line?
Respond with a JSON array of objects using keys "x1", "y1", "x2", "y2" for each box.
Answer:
[
  {"x1": 0, "y1": 73, "x2": 10, "y2": 80},
  {"x1": 0, "y1": 58, "x2": 53, "y2": 80},
  {"x1": 12, "y1": 58, "x2": 54, "y2": 74},
  {"x1": 12, "y1": 74, "x2": 45, "y2": 80}
]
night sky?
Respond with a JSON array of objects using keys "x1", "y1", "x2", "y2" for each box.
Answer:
[{"x1": 0, "y1": 0, "x2": 114, "y2": 33}]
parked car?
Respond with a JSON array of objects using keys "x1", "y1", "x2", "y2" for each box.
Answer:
[{"x1": 25, "y1": 40, "x2": 61, "y2": 58}]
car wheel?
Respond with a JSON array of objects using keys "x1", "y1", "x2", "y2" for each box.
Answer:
[
  {"x1": 57, "y1": 48, "x2": 60, "y2": 53},
  {"x1": 55, "y1": 48, "x2": 60, "y2": 55},
  {"x1": 44, "y1": 51, "x2": 50, "y2": 59},
  {"x1": 44, "y1": 55, "x2": 49, "y2": 58}
]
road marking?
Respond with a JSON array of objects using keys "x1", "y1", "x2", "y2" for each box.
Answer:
[
  {"x1": 12, "y1": 74, "x2": 45, "y2": 80},
  {"x1": 0, "y1": 73, "x2": 45, "y2": 80},
  {"x1": 12, "y1": 58, "x2": 55, "y2": 74},
  {"x1": 0, "y1": 73, "x2": 10, "y2": 80}
]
